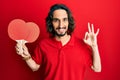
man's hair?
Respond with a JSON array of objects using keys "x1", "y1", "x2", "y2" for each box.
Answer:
[{"x1": 46, "y1": 4, "x2": 75, "y2": 36}]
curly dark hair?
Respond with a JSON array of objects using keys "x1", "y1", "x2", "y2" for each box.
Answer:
[{"x1": 46, "y1": 4, "x2": 75, "y2": 36}]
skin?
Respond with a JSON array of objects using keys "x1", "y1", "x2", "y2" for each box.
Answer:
[
  {"x1": 83, "y1": 23, "x2": 101, "y2": 72},
  {"x1": 52, "y1": 9, "x2": 69, "y2": 37},
  {"x1": 16, "y1": 9, "x2": 101, "y2": 72},
  {"x1": 52, "y1": 9, "x2": 70, "y2": 46}
]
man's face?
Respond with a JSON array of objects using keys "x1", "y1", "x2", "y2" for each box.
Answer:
[{"x1": 52, "y1": 9, "x2": 69, "y2": 37}]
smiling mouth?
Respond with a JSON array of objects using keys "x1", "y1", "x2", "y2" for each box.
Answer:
[
  {"x1": 56, "y1": 27, "x2": 66, "y2": 30},
  {"x1": 56, "y1": 27, "x2": 66, "y2": 32},
  {"x1": 54, "y1": 26, "x2": 67, "y2": 36}
]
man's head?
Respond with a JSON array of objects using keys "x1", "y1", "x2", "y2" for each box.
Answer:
[{"x1": 46, "y1": 4, "x2": 75, "y2": 37}]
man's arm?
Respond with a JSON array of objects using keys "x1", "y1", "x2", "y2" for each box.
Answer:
[
  {"x1": 16, "y1": 40, "x2": 40, "y2": 71},
  {"x1": 83, "y1": 23, "x2": 101, "y2": 72},
  {"x1": 24, "y1": 57, "x2": 40, "y2": 71},
  {"x1": 90, "y1": 44, "x2": 101, "y2": 72}
]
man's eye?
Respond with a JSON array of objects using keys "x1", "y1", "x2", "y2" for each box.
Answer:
[
  {"x1": 64, "y1": 18, "x2": 68, "y2": 21},
  {"x1": 53, "y1": 19, "x2": 59, "y2": 22}
]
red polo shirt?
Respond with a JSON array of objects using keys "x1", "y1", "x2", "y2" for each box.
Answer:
[{"x1": 32, "y1": 35, "x2": 92, "y2": 80}]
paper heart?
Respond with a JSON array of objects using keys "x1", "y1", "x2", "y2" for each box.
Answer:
[{"x1": 8, "y1": 19, "x2": 40, "y2": 43}]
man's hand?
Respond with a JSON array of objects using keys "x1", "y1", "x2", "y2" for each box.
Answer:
[
  {"x1": 15, "y1": 40, "x2": 40, "y2": 71},
  {"x1": 83, "y1": 22, "x2": 99, "y2": 47},
  {"x1": 15, "y1": 40, "x2": 31, "y2": 60},
  {"x1": 84, "y1": 23, "x2": 101, "y2": 72}
]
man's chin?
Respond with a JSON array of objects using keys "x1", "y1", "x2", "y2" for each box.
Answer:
[{"x1": 55, "y1": 32, "x2": 67, "y2": 37}]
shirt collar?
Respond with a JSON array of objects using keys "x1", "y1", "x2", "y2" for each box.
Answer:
[{"x1": 51, "y1": 34, "x2": 75, "y2": 47}]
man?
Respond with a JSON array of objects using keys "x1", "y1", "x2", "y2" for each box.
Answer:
[{"x1": 16, "y1": 4, "x2": 101, "y2": 80}]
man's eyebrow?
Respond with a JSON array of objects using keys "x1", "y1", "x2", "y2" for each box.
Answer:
[
  {"x1": 63, "y1": 17, "x2": 68, "y2": 19},
  {"x1": 52, "y1": 18, "x2": 60, "y2": 21},
  {"x1": 53, "y1": 17, "x2": 68, "y2": 19},
  {"x1": 53, "y1": 18, "x2": 59, "y2": 19}
]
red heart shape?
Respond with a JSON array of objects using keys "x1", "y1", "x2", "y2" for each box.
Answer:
[{"x1": 8, "y1": 19, "x2": 40, "y2": 43}]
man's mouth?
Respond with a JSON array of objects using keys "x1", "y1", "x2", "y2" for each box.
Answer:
[
  {"x1": 56, "y1": 27, "x2": 66, "y2": 33},
  {"x1": 56, "y1": 27, "x2": 66, "y2": 30}
]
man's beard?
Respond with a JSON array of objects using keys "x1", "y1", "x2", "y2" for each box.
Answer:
[
  {"x1": 55, "y1": 31, "x2": 67, "y2": 37},
  {"x1": 54, "y1": 27, "x2": 67, "y2": 37}
]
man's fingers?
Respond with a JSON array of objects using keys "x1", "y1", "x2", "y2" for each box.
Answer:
[
  {"x1": 91, "y1": 24, "x2": 94, "y2": 33},
  {"x1": 83, "y1": 39, "x2": 87, "y2": 44},
  {"x1": 96, "y1": 28, "x2": 100, "y2": 36},
  {"x1": 16, "y1": 42, "x2": 24, "y2": 54},
  {"x1": 88, "y1": 22, "x2": 99, "y2": 35},
  {"x1": 84, "y1": 32, "x2": 88, "y2": 40},
  {"x1": 83, "y1": 32, "x2": 88, "y2": 44},
  {"x1": 15, "y1": 46, "x2": 19, "y2": 54},
  {"x1": 88, "y1": 22, "x2": 91, "y2": 33}
]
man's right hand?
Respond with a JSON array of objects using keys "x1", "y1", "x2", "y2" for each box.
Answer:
[{"x1": 15, "y1": 40, "x2": 31, "y2": 60}]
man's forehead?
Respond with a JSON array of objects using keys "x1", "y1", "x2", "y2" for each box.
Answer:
[{"x1": 53, "y1": 9, "x2": 68, "y2": 18}]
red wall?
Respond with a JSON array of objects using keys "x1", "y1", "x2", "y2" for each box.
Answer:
[{"x1": 1, "y1": 0, "x2": 120, "y2": 80}]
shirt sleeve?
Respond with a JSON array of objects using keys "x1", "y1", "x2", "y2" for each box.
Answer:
[
  {"x1": 32, "y1": 44, "x2": 43, "y2": 64},
  {"x1": 84, "y1": 45, "x2": 93, "y2": 67}
]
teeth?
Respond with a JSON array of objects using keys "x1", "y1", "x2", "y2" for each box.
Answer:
[{"x1": 58, "y1": 29, "x2": 64, "y2": 32}]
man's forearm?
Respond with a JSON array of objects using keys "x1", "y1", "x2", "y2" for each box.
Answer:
[
  {"x1": 24, "y1": 57, "x2": 40, "y2": 71},
  {"x1": 91, "y1": 45, "x2": 101, "y2": 72}
]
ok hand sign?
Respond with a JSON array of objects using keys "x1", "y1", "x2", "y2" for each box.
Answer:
[{"x1": 83, "y1": 22, "x2": 99, "y2": 47}]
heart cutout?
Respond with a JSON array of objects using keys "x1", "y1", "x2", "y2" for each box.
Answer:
[{"x1": 8, "y1": 19, "x2": 40, "y2": 43}]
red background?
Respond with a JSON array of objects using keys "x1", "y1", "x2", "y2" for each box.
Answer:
[{"x1": 1, "y1": 0, "x2": 120, "y2": 80}]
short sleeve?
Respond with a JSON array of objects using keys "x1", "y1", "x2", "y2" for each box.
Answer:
[
  {"x1": 32, "y1": 44, "x2": 43, "y2": 64},
  {"x1": 84, "y1": 45, "x2": 93, "y2": 67}
]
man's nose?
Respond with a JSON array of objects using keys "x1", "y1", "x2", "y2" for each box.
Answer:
[{"x1": 59, "y1": 21, "x2": 64, "y2": 28}]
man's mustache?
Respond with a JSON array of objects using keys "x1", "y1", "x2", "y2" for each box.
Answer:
[{"x1": 56, "y1": 27, "x2": 66, "y2": 29}]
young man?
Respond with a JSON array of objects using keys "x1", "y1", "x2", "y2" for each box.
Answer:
[{"x1": 16, "y1": 4, "x2": 101, "y2": 80}]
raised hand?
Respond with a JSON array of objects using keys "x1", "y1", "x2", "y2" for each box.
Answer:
[{"x1": 83, "y1": 22, "x2": 99, "y2": 47}]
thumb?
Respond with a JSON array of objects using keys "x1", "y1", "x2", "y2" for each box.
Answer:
[{"x1": 83, "y1": 39, "x2": 87, "y2": 44}]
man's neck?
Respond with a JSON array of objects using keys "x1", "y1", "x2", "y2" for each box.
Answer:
[{"x1": 55, "y1": 34, "x2": 71, "y2": 46}]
